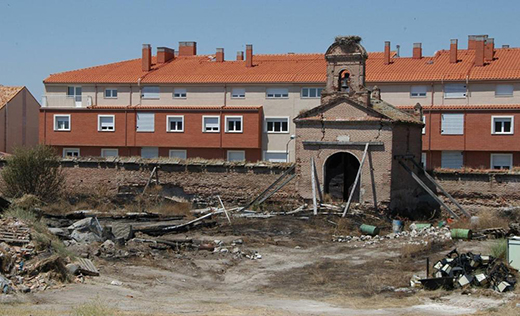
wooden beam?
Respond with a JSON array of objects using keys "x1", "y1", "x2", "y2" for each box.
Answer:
[
  {"x1": 312, "y1": 158, "x2": 323, "y2": 202},
  {"x1": 217, "y1": 195, "x2": 232, "y2": 224},
  {"x1": 342, "y1": 143, "x2": 369, "y2": 217},
  {"x1": 311, "y1": 157, "x2": 318, "y2": 215}
]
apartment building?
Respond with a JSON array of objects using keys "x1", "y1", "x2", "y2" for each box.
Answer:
[{"x1": 42, "y1": 35, "x2": 520, "y2": 169}]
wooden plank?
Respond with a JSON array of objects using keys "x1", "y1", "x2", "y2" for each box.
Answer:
[
  {"x1": 217, "y1": 195, "x2": 232, "y2": 224},
  {"x1": 342, "y1": 143, "x2": 369, "y2": 217},
  {"x1": 257, "y1": 174, "x2": 296, "y2": 205},
  {"x1": 311, "y1": 157, "x2": 318, "y2": 216},
  {"x1": 398, "y1": 160, "x2": 460, "y2": 219},
  {"x1": 313, "y1": 158, "x2": 323, "y2": 202},
  {"x1": 76, "y1": 258, "x2": 99, "y2": 276},
  {"x1": 142, "y1": 166, "x2": 158, "y2": 196}
]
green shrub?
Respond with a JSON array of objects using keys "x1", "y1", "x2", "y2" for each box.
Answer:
[
  {"x1": 1, "y1": 145, "x2": 64, "y2": 202},
  {"x1": 490, "y1": 238, "x2": 507, "y2": 259}
]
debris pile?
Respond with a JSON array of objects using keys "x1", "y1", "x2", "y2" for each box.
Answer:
[
  {"x1": 414, "y1": 249, "x2": 517, "y2": 293},
  {"x1": 333, "y1": 226, "x2": 452, "y2": 246}
]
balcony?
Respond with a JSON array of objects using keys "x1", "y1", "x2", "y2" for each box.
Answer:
[{"x1": 41, "y1": 95, "x2": 93, "y2": 108}]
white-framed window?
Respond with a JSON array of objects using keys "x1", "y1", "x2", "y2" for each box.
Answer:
[
  {"x1": 301, "y1": 87, "x2": 323, "y2": 98},
  {"x1": 169, "y1": 150, "x2": 187, "y2": 159},
  {"x1": 166, "y1": 115, "x2": 184, "y2": 132},
  {"x1": 104, "y1": 88, "x2": 118, "y2": 99},
  {"x1": 142, "y1": 86, "x2": 160, "y2": 99},
  {"x1": 441, "y1": 113, "x2": 464, "y2": 135},
  {"x1": 98, "y1": 115, "x2": 115, "y2": 131},
  {"x1": 496, "y1": 84, "x2": 513, "y2": 97},
  {"x1": 441, "y1": 151, "x2": 463, "y2": 169},
  {"x1": 173, "y1": 88, "x2": 187, "y2": 99},
  {"x1": 225, "y1": 116, "x2": 243, "y2": 133},
  {"x1": 136, "y1": 113, "x2": 155, "y2": 132},
  {"x1": 203, "y1": 116, "x2": 220, "y2": 132},
  {"x1": 67, "y1": 86, "x2": 82, "y2": 98},
  {"x1": 101, "y1": 148, "x2": 118, "y2": 158},
  {"x1": 411, "y1": 85, "x2": 427, "y2": 98},
  {"x1": 265, "y1": 117, "x2": 289, "y2": 133},
  {"x1": 422, "y1": 115, "x2": 426, "y2": 134},
  {"x1": 421, "y1": 152, "x2": 427, "y2": 169},
  {"x1": 492, "y1": 116, "x2": 514, "y2": 134},
  {"x1": 444, "y1": 83, "x2": 467, "y2": 99},
  {"x1": 63, "y1": 148, "x2": 79, "y2": 158},
  {"x1": 231, "y1": 88, "x2": 245, "y2": 99},
  {"x1": 266, "y1": 88, "x2": 289, "y2": 99},
  {"x1": 491, "y1": 153, "x2": 513, "y2": 170},
  {"x1": 227, "y1": 150, "x2": 245, "y2": 161},
  {"x1": 54, "y1": 114, "x2": 71, "y2": 131},
  {"x1": 264, "y1": 151, "x2": 288, "y2": 162}
]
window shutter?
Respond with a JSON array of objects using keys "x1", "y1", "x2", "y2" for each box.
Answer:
[
  {"x1": 496, "y1": 84, "x2": 513, "y2": 96},
  {"x1": 264, "y1": 152, "x2": 288, "y2": 162},
  {"x1": 444, "y1": 84, "x2": 467, "y2": 98},
  {"x1": 141, "y1": 147, "x2": 159, "y2": 158},
  {"x1": 441, "y1": 114, "x2": 464, "y2": 135},
  {"x1": 137, "y1": 113, "x2": 155, "y2": 132},
  {"x1": 441, "y1": 151, "x2": 463, "y2": 169}
]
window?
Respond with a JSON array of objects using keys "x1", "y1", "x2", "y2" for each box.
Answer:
[
  {"x1": 301, "y1": 88, "x2": 323, "y2": 98},
  {"x1": 411, "y1": 86, "x2": 427, "y2": 98},
  {"x1": 101, "y1": 149, "x2": 118, "y2": 158},
  {"x1": 203, "y1": 116, "x2": 220, "y2": 132},
  {"x1": 169, "y1": 150, "x2": 187, "y2": 159},
  {"x1": 141, "y1": 147, "x2": 159, "y2": 158},
  {"x1": 421, "y1": 152, "x2": 427, "y2": 169},
  {"x1": 98, "y1": 115, "x2": 115, "y2": 131},
  {"x1": 491, "y1": 154, "x2": 513, "y2": 170},
  {"x1": 441, "y1": 113, "x2": 464, "y2": 135},
  {"x1": 444, "y1": 84, "x2": 467, "y2": 99},
  {"x1": 63, "y1": 148, "x2": 79, "y2": 158},
  {"x1": 227, "y1": 150, "x2": 245, "y2": 161},
  {"x1": 142, "y1": 86, "x2": 160, "y2": 99},
  {"x1": 264, "y1": 151, "x2": 288, "y2": 162},
  {"x1": 167, "y1": 116, "x2": 184, "y2": 132},
  {"x1": 492, "y1": 116, "x2": 514, "y2": 134},
  {"x1": 231, "y1": 88, "x2": 245, "y2": 99},
  {"x1": 136, "y1": 113, "x2": 155, "y2": 132},
  {"x1": 173, "y1": 88, "x2": 187, "y2": 98},
  {"x1": 225, "y1": 116, "x2": 242, "y2": 133},
  {"x1": 422, "y1": 115, "x2": 426, "y2": 134},
  {"x1": 266, "y1": 88, "x2": 289, "y2": 99},
  {"x1": 441, "y1": 151, "x2": 463, "y2": 169},
  {"x1": 67, "y1": 86, "x2": 82, "y2": 98},
  {"x1": 496, "y1": 84, "x2": 513, "y2": 97},
  {"x1": 54, "y1": 115, "x2": 71, "y2": 131},
  {"x1": 104, "y1": 88, "x2": 117, "y2": 98},
  {"x1": 266, "y1": 117, "x2": 289, "y2": 133}
]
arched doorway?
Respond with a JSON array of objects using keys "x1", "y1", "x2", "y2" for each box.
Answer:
[{"x1": 324, "y1": 152, "x2": 360, "y2": 202}]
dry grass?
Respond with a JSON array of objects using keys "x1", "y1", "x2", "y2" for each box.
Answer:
[
  {"x1": 451, "y1": 210, "x2": 510, "y2": 230},
  {"x1": 400, "y1": 243, "x2": 429, "y2": 258}
]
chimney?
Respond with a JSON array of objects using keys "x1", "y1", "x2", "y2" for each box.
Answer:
[
  {"x1": 412, "y1": 43, "x2": 422, "y2": 59},
  {"x1": 502, "y1": 44, "x2": 510, "y2": 48},
  {"x1": 142, "y1": 44, "x2": 151, "y2": 72},
  {"x1": 475, "y1": 36, "x2": 485, "y2": 67},
  {"x1": 178, "y1": 41, "x2": 197, "y2": 56},
  {"x1": 468, "y1": 34, "x2": 488, "y2": 50},
  {"x1": 236, "y1": 51, "x2": 244, "y2": 61},
  {"x1": 384, "y1": 41, "x2": 391, "y2": 65},
  {"x1": 216, "y1": 48, "x2": 224, "y2": 62},
  {"x1": 450, "y1": 39, "x2": 458, "y2": 63},
  {"x1": 246, "y1": 44, "x2": 253, "y2": 67},
  {"x1": 157, "y1": 47, "x2": 175, "y2": 64},
  {"x1": 485, "y1": 38, "x2": 495, "y2": 61}
]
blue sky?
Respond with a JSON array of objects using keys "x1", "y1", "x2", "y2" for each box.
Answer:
[{"x1": 0, "y1": 0, "x2": 518, "y2": 100}]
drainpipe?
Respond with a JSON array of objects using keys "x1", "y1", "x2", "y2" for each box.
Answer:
[
  {"x1": 95, "y1": 84, "x2": 98, "y2": 105},
  {"x1": 224, "y1": 84, "x2": 227, "y2": 107},
  {"x1": 286, "y1": 135, "x2": 296, "y2": 162},
  {"x1": 4, "y1": 101, "x2": 8, "y2": 152},
  {"x1": 137, "y1": 78, "x2": 142, "y2": 105},
  {"x1": 428, "y1": 82, "x2": 434, "y2": 168},
  {"x1": 220, "y1": 106, "x2": 224, "y2": 159}
]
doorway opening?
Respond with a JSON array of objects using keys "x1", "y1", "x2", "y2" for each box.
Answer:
[{"x1": 324, "y1": 152, "x2": 360, "y2": 201}]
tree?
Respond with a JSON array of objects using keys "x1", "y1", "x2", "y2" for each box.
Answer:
[{"x1": 1, "y1": 145, "x2": 64, "y2": 202}]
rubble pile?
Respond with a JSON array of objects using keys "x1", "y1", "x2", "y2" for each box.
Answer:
[
  {"x1": 333, "y1": 226, "x2": 452, "y2": 246},
  {"x1": 414, "y1": 249, "x2": 517, "y2": 293}
]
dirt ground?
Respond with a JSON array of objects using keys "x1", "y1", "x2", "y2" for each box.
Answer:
[{"x1": 1, "y1": 213, "x2": 518, "y2": 316}]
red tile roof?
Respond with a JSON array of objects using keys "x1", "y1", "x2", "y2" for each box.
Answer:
[
  {"x1": 0, "y1": 86, "x2": 24, "y2": 109},
  {"x1": 397, "y1": 104, "x2": 520, "y2": 110},
  {"x1": 43, "y1": 48, "x2": 520, "y2": 84}
]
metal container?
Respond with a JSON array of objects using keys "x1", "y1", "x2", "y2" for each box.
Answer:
[
  {"x1": 414, "y1": 223, "x2": 432, "y2": 230},
  {"x1": 360, "y1": 224, "x2": 380, "y2": 236},
  {"x1": 451, "y1": 228, "x2": 472, "y2": 239},
  {"x1": 392, "y1": 220, "x2": 403, "y2": 233}
]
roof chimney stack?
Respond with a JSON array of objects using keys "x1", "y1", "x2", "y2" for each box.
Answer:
[
  {"x1": 216, "y1": 48, "x2": 224, "y2": 62},
  {"x1": 236, "y1": 51, "x2": 244, "y2": 61},
  {"x1": 450, "y1": 39, "x2": 458, "y2": 63},
  {"x1": 384, "y1": 41, "x2": 391, "y2": 65},
  {"x1": 485, "y1": 38, "x2": 495, "y2": 61},
  {"x1": 157, "y1": 47, "x2": 175, "y2": 64},
  {"x1": 179, "y1": 41, "x2": 197, "y2": 56},
  {"x1": 412, "y1": 43, "x2": 422, "y2": 59},
  {"x1": 468, "y1": 34, "x2": 488, "y2": 50},
  {"x1": 475, "y1": 36, "x2": 486, "y2": 67},
  {"x1": 246, "y1": 44, "x2": 253, "y2": 67},
  {"x1": 142, "y1": 44, "x2": 151, "y2": 72}
]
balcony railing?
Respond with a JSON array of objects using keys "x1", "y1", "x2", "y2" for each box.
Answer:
[{"x1": 41, "y1": 95, "x2": 93, "y2": 108}]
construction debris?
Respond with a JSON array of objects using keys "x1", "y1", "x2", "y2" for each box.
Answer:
[
  {"x1": 417, "y1": 248, "x2": 516, "y2": 292},
  {"x1": 68, "y1": 217, "x2": 104, "y2": 243}
]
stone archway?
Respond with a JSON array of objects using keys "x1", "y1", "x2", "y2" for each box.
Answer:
[{"x1": 324, "y1": 152, "x2": 360, "y2": 202}]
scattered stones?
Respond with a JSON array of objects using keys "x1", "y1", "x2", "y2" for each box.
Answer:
[{"x1": 110, "y1": 280, "x2": 123, "y2": 286}]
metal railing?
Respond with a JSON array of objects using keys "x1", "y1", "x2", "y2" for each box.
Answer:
[{"x1": 41, "y1": 95, "x2": 93, "y2": 108}]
